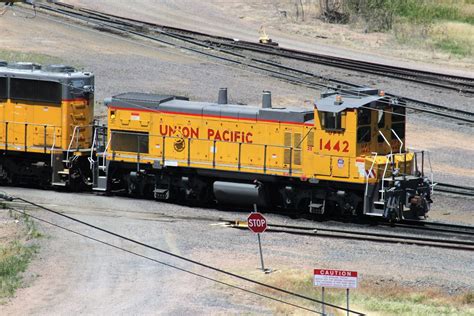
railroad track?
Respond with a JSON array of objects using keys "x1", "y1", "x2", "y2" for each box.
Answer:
[
  {"x1": 228, "y1": 221, "x2": 474, "y2": 252},
  {"x1": 435, "y1": 182, "x2": 474, "y2": 197},
  {"x1": 54, "y1": 2, "x2": 474, "y2": 95},
  {"x1": 32, "y1": 2, "x2": 474, "y2": 124},
  {"x1": 386, "y1": 220, "x2": 474, "y2": 237},
  {"x1": 4, "y1": 196, "x2": 473, "y2": 251},
  {"x1": 216, "y1": 41, "x2": 474, "y2": 95}
]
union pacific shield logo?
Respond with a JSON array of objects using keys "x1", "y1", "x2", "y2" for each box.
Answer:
[{"x1": 174, "y1": 137, "x2": 185, "y2": 152}]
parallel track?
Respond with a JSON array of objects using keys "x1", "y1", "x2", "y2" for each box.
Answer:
[
  {"x1": 33, "y1": 2, "x2": 474, "y2": 125},
  {"x1": 3, "y1": 196, "x2": 473, "y2": 251},
  {"x1": 435, "y1": 182, "x2": 474, "y2": 197},
  {"x1": 229, "y1": 221, "x2": 474, "y2": 251},
  {"x1": 56, "y1": 2, "x2": 474, "y2": 95}
]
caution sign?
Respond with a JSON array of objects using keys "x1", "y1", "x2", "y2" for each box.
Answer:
[{"x1": 314, "y1": 269, "x2": 358, "y2": 289}]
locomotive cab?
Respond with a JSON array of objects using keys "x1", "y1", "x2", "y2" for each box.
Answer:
[{"x1": 315, "y1": 89, "x2": 432, "y2": 220}]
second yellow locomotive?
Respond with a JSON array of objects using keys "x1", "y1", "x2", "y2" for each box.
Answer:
[{"x1": 0, "y1": 61, "x2": 94, "y2": 188}]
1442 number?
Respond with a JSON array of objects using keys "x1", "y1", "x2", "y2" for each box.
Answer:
[{"x1": 319, "y1": 139, "x2": 349, "y2": 152}]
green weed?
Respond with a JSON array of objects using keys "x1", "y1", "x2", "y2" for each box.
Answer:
[
  {"x1": 435, "y1": 38, "x2": 472, "y2": 56},
  {"x1": 0, "y1": 241, "x2": 38, "y2": 298}
]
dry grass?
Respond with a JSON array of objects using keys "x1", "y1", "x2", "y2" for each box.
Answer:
[
  {"x1": 430, "y1": 21, "x2": 474, "y2": 56},
  {"x1": 0, "y1": 50, "x2": 64, "y2": 65},
  {"x1": 222, "y1": 269, "x2": 474, "y2": 315}
]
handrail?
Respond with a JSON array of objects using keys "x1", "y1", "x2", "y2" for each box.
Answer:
[
  {"x1": 378, "y1": 130, "x2": 393, "y2": 199},
  {"x1": 111, "y1": 129, "x2": 302, "y2": 151},
  {"x1": 426, "y1": 151, "x2": 434, "y2": 194},
  {"x1": 50, "y1": 128, "x2": 56, "y2": 169},
  {"x1": 378, "y1": 131, "x2": 393, "y2": 159},
  {"x1": 0, "y1": 120, "x2": 58, "y2": 128},
  {"x1": 102, "y1": 134, "x2": 112, "y2": 169},
  {"x1": 88, "y1": 127, "x2": 98, "y2": 169},
  {"x1": 364, "y1": 152, "x2": 378, "y2": 213},
  {"x1": 380, "y1": 154, "x2": 393, "y2": 201},
  {"x1": 66, "y1": 126, "x2": 80, "y2": 164},
  {"x1": 390, "y1": 128, "x2": 404, "y2": 154}
]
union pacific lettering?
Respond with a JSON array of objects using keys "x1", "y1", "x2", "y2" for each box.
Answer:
[
  {"x1": 207, "y1": 129, "x2": 253, "y2": 143},
  {"x1": 159, "y1": 125, "x2": 199, "y2": 139},
  {"x1": 159, "y1": 125, "x2": 253, "y2": 143}
]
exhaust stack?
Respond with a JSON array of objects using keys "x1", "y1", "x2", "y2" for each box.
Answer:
[
  {"x1": 262, "y1": 91, "x2": 272, "y2": 108},
  {"x1": 218, "y1": 88, "x2": 228, "y2": 104}
]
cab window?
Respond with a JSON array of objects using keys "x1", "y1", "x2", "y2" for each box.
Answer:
[
  {"x1": 357, "y1": 108, "x2": 371, "y2": 143},
  {"x1": 357, "y1": 108, "x2": 371, "y2": 125},
  {"x1": 392, "y1": 106, "x2": 405, "y2": 122},
  {"x1": 391, "y1": 123, "x2": 405, "y2": 139},
  {"x1": 321, "y1": 111, "x2": 343, "y2": 131},
  {"x1": 391, "y1": 106, "x2": 405, "y2": 139},
  {"x1": 10, "y1": 78, "x2": 62, "y2": 105},
  {"x1": 357, "y1": 126, "x2": 371, "y2": 143},
  {"x1": 0, "y1": 78, "x2": 6, "y2": 99},
  {"x1": 111, "y1": 130, "x2": 149, "y2": 153}
]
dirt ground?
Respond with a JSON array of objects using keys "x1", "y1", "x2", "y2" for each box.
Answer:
[
  {"x1": 0, "y1": 2, "x2": 473, "y2": 315},
  {"x1": 1, "y1": 188, "x2": 473, "y2": 315}
]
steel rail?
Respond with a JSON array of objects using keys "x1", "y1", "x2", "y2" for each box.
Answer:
[
  {"x1": 382, "y1": 222, "x2": 474, "y2": 236},
  {"x1": 266, "y1": 221, "x2": 474, "y2": 237},
  {"x1": 229, "y1": 223, "x2": 474, "y2": 251},
  {"x1": 401, "y1": 219, "x2": 474, "y2": 231},
  {"x1": 435, "y1": 182, "x2": 474, "y2": 197}
]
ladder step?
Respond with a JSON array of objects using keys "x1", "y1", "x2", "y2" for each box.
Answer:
[
  {"x1": 309, "y1": 203, "x2": 325, "y2": 214},
  {"x1": 365, "y1": 212, "x2": 384, "y2": 217},
  {"x1": 154, "y1": 188, "x2": 169, "y2": 200},
  {"x1": 93, "y1": 187, "x2": 106, "y2": 192},
  {"x1": 58, "y1": 170, "x2": 69, "y2": 175},
  {"x1": 52, "y1": 182, "x2": 67, "y2": 187}
]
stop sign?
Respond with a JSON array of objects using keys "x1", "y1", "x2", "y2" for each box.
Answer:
[{"x1": 248, "y1": 212, "x2": 267, "y2": 233}]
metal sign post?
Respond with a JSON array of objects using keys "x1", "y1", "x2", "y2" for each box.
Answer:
[
  {"x1": 322, "y1": 286, "x2": 325, "y2": 315},
  {"x1": 248, "y1": 204, "x2": 270, "y2": 273},
  {"x1": 257, "y1": 229, "x2": 265, "y2": 271},
  {"x1": 253, "y1": 203, "x2": 265, "y2": 272},
  {"x1": 314, "y1": 269, "x2": 358, "y2": 316},
  {"x1": 347, "y1": 288, "x2": 350, "y2": 316}
]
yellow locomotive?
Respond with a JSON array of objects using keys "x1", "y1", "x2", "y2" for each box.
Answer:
[
  {"x1": 0, "y1": 60, "x2": 432, "y2": 219},
  {"x1": 0, "y1": 61, "x2": 94, "y2": 188},
  {"x1": 93, "y1": 88, "x2": 432, "y2": 219}
]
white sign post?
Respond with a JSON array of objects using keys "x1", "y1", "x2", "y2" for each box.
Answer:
[{"x1": 314, "y1": 269, "x2": 358, "y2": 315}]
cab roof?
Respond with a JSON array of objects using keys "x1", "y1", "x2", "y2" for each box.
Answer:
[{"x1": 316, "y1": 88, "x2": 402, "y2": 113}]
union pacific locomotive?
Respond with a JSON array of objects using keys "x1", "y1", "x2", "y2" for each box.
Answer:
[{"x1": 0, "y1": 62, "x2": 432, "y2": 220}]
